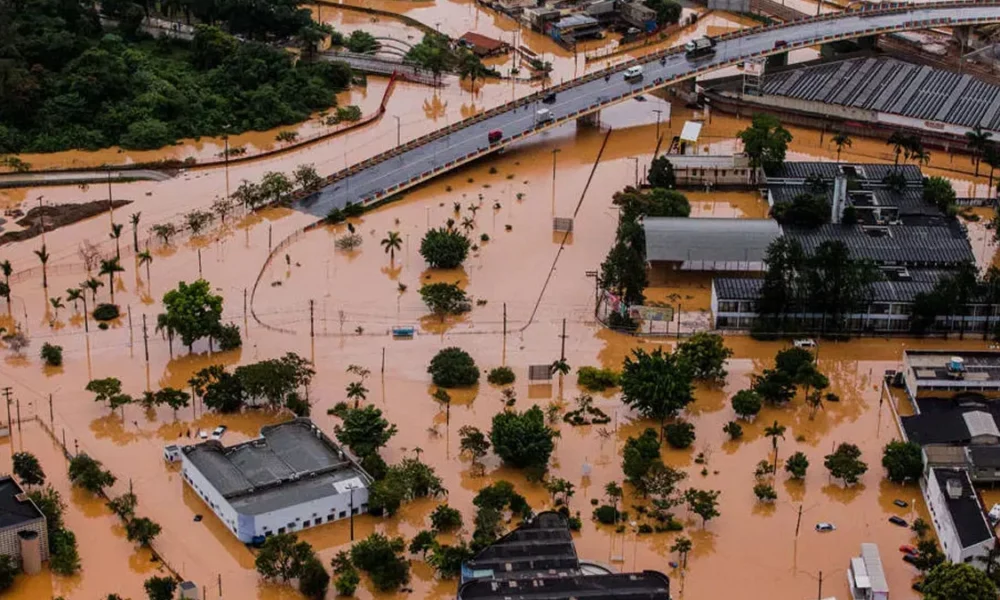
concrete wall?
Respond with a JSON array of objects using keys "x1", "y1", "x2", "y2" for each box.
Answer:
[
  {"x1": 0, "y1": 518, "x2": 48, "y2": 564},
  {"x1": 251, "y1": 487, "x2": 370, "y2": 541},
  {"x1": 181, "y1": 456, "x2": 240, "y2": 538},
  {"x1": 925, "y1": 471, "x2": 995, "y2": 567}
]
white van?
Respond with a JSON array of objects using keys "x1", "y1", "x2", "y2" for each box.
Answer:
[
  {"x1": 624, "y1": 65, "x2": 644, "y2": 80},
  {"x1": 536, "y1": 108, "x2": 553, "y2": 123}
]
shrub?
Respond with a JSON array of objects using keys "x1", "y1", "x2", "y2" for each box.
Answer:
[
  {"x1": 576, "y1": 366, "x2": 619, "y2": 391},
  {"x1": 592, "y1": 504, "x2": 625, "y2": 525},
  {"x1": 428, "y1": 347, "x2": 479, "y2": 388},
  {"x1": 429, "y1": 504, "x2": 463, "y2": 532},
  {"x1": 342, "y1": 201, "x2": 365, "y2": 218},
  {"x1": 41, "y1": 342, "x2": 63, "y2": 366},
  {"x1": 665, "y1": 421, "x2": 696, "y2": 449},
  {"x1": 487, "y1": 366, "x2": 516, "y2": 386},
  {"x1": 213, "y1": 323, "x2": 242, "y2": 351},
  {"x1": 93, "y1": 303, "x2": 120, "y2": 321},
  {"x1": 420, "y1": 227, "x2": 471, "y2": 269},
  {"x1": 490, "y1": 406, "x2": 556, "y2": 470}
]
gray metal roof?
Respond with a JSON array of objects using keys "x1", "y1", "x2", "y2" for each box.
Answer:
[
  {"x1": 0, "y1": 477, "x2": 43, "y2": 529},
  {"x1": 644, "y1": 218, "x2": 782, "y2": 263},
  {"x1": 765, "y1": 161, "x2": 924, "y2": 183},
  {"x1": 787, "y1": 222, "x2": 974, "y2": 266},
  {"x1": 859, "y1": 544, "x2": 889, "y2": 595},
  {"x1": 714, "y1": 271, "x2": 944, "y2": 304},
  {"x1": 182, "y1": 419, "x2": 370, "y2": 515},
  {"x1": 762, "y1": 56, "x2": 1000, "y2": 132}
]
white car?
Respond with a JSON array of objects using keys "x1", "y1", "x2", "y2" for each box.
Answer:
[
  {"x1": 211, "y1": 425, "x2": 227, "y2": 440},
  {"x1": 623, "y1": 66, "x2": 644, "y2": 80},
  {"x1": 815, "y1": 522, "x2": 836, "y2": 532},
  {"x1": 793, "y1": 339, "x2": 817, "y2": 349},
  {"x1": 198, "y1": 430, "x2": 208, "y2": 440}
]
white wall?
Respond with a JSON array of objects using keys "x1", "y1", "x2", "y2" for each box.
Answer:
[
  {"x1": 181, "y1": 456, "x2": 240, "y2": 537},
  {"x1": 251, "y1": 486, "x2": 370, "y2": 541},
  {"x1": 925, "y1": 470, "x2": 995, "y2": 568}
]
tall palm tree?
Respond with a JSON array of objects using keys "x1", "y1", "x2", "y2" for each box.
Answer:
[
  {"x1": 832, "y1": 131, "x2": 852, "y2": 163},
  {"x1": 66, "y1": 288, "x2": 83, "y2": 311},
  {"x1": 887, "y1": 130, "x2": 908, "y2": 168},
  {"x1": 138, "y1": 250, "x2": 153, "y2": 287},
  {"x1": 82, "y1": 278, "x2": 103, "y2": 303},
  {"x1": 156, "y1": 313, "x2": 175, "y2": 357},
  {"x1": 670, "y1": 536, "x2": 692, "y2": 569},
  {"x1": 34, "y1": 245, "x2": 49, "y2": 289},
  {"x1": 346, "y1": 381, "x2": 368, "y2": 408},
  {"x1": 764, "y1": 420, "x2": 786, "y2": 474},
  {"x1": 985, "y1": 144, "x2": 1000, "y2": 190},
  {"x1": 0, "y1": 260, "x2": 12, "y2": 291},
  {"x1": 461, "y1": 217, "x2": 475, "y2": 233},
  {"x1": 49, "y1": 296, "x2": 64, "y2": 321},
  {"x1": 966, "y1": 126, "x2": 993, "y2": 177},
  {"x1": 457, "y1": 50, "x2": 489, "y2": 93},
  {"x1": 110, "y1": 223, "x2": 124, "y2": 259},
  {"x1": 130, "y1": 213, "x2": 141, "y2": 253},
  {"x1": 98, "y1": 258, "x2": 124, "y2": 304},
  {"x1": 550, "y1": 358, "x2": 570, "y2": 376},
  {"x1": 380, "y1": 231, "x2": 403, "y2": 262}
]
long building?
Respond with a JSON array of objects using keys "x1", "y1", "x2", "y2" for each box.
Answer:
[
  {"x1": 181, "y1": 418, "x2": 372, "y2": 543},
  {"x1": 925, "y1": 467, "x2": 996, "y2": 566}
]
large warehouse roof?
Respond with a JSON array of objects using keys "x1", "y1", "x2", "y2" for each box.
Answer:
[
  {"x1": 644, "y1": 218, "x2": 782, "y2": 268},
  {"x1": 761, "y1": 57, "x2": 1000, "y2": 132}
]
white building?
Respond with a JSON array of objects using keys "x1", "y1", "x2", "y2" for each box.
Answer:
[
  {"x1": 847, "y1": 543, "x2": 888, "y2": 600},
  {"x1": 925, "y1": 468, "x2": 996, "y2": 567},
  {"x1": 181, "y1": 418, "x2": 372, "y2": 543}
]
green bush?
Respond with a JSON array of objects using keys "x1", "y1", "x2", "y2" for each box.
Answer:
[
  {"x1": 576, "y1": 366, "x2": 619, "y2": 391},
  {"x1": 487, "y1": 366, "x2": 515, "y2": 386},
  {"x1": 420, "y1": 227, "x2": 471, "y2": 269},
  {"x1": 665, "y1": 421, "x2": 696, "y2": 449},
  {"x1": 428, "y1": 347, "x2": 479, "y2": 388},
  {"x1": 41, "y1": 343, "x2": 63, "y2": 367},
  {"x1": 92, "y1": 303, "x2": 120, "y2": 321},
  {"x1": 592, "y1": 505, "x2": 625, "y2": 525},
  {"x1": 213, "y1": 323, "x2": 242, "y2": 351}
]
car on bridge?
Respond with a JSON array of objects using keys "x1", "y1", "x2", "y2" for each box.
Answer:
[
  {"x1": 624, "y1": 65, "x2": 644, "y2": 81},
  {"x1": 685, "y1": 36, "x2": 716, "y2": 59}
]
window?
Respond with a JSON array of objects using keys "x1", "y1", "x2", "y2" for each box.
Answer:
[
  {"x1": 303, "y1": 520, "x2": 310, "y2": 527},
  {"x1": 351, "y1": 507, "x2": 359, "y2": 515},
  {"x1": 339, "y1": 511, "x2": 347, "y2": 519},
  {"x1": 288, "y1": 523, "x2": 295, "y2": 530},
  {"x1": 278, "y1": 527, "x2": 286, "y2": 534},
  {"x1": 328, "y1": 515, "x2": 336, "y2": 522}
]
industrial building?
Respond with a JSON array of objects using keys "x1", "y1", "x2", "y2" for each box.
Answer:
[
  {"x1": 903, "y1": 350, "x2": 1000, "y2": 400},
  {"x1": 181, "y1": 418, "x2": 372, "y2": 543},
  {"x1": 0, "y1": 477, "x2": 48, "y2": 574},
  {"x1": 924, "y1": 468, "x2": 996, "y2": 567},
  {"x1": 458, "y1": 512, "x2": 671, "y2": 600},
  {"x1": 547, "y1": 14, "x2": 602, "y2": 44},
  {"x1": 644, "y1": 218, "x2": 782, "y2": 272}
]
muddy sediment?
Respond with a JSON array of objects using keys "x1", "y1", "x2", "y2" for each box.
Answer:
[{"x1": 0, "y1": 200, "x2": 131, "y2": 246}]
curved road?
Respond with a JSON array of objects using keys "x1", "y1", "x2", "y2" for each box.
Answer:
[{"x1": 300, "y1": 1, "x2": 1000, "y2": 218}]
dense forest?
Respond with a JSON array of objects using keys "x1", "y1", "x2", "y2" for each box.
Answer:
[{"x1": 0, "y1": 0, "x2": 352, "y2": 153}]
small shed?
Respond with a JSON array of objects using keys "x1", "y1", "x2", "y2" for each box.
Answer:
[{"x1": 458, "y1": 32, "x2": 510, "y2": 57}]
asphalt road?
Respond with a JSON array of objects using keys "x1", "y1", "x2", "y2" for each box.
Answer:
[{"x1": 301, "y1": 3, "x2": 1000, "y2": 218}]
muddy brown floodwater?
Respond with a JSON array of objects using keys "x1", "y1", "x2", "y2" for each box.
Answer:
[{"x1": 0, "y1": 7, "x2": 996, "y2": 597}]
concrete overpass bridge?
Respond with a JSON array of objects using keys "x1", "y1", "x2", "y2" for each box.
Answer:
[{"x1": 299, "y1": 1, "x2": 1000, "y2": 219}]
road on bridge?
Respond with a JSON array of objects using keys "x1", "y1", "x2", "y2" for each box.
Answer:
[{"x1": 299, "y1": 2, "x2": 1000, "y2": 219}]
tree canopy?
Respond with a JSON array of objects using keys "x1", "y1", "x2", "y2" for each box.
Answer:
[
  {"x1": 350, "y1": 533, "x2": 411, "y2": 592},
  {"x1": 882, "y1": 440, "x2": 924, "y2": 484},
  {"x1": 737, "y1": 113, "x2": 793, "y2": 176},
  {"x1": 824, "y1": 443, "x2": 868, "y2": 485},
  {"x1": 419, "y1": 283, "x2": 470, "y2": 319},
  {"x1": 420, "y1": 227, "x2": 471, "y2": 269},
  {"x1": 13, "y1": 451, "x2": 45, "y2": 486},
  {"x1": 334, "y1": 405, "x2": 397, "y2": 459},
  {"x1": 490, "y1": 406, "x2": 557, "y2": 471},
  {"x1": 0, "y1": 0, "x2": 353, "y2": 153},
  {"x1": 160, "y1": 280, "x2": 224, "y2": 350},
  {"x1": 921, "y1": 562, "x2": 997, "y2": 600},
  {"x1": 619, "y1": 347, "x2": 694, "y2": 430},
  {"x1": 675, "y1": 332, "x2": 732, "y2": 382},
  {"x1": 428, "y1": 347, "x2": 479, "y2": 388}
]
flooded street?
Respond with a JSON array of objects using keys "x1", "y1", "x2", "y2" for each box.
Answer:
[{"x1": 1, "y1": 2, "x2": 997, "y2": 599}]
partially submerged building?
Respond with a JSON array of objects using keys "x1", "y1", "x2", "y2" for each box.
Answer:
[
  {"x1": 925, "y1": 468, "x2": 996, "y2": 566},
  {"x1": 0, "y1": 477, "x2": 48, "y2": 574},
  {"x1": 847, "y1": 543, "x2": 889, "y2": 600},
  {"x1": 645, "y1": 217, "x2": 782, "y2": 273},
  {"x1": 903, "y1": 350, "x2": 1000, "y2": 400},
  {"x1": 458, "y1": 512, "x2": 670, "y2": 600},
  {"x1": 181, "y1": 418, "x2": 372, "y2": 543}
]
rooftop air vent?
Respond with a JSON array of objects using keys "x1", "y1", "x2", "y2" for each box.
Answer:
[{"x1": 945, "y1": 478, "x2": 963, "y2": 500}]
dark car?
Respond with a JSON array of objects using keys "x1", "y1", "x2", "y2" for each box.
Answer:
[
  {"x1": 542, "y1": 93, "x2": 557, "y2": 104},
  {"x1": 889, "y1": 516, "x2": 908, "y2": 527},
  {"x1": 893, "y1": 499, "x2": 908, "y2": 508},
  {"x1": 903, "y1": 554, "x2": 919, "y2": 566}
]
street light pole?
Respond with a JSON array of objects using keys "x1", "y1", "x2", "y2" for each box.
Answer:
[
  {"x1": 349, "y1": 486, "x2": 355, "y2": 541},
  {"x1": 652, "y1": 109, "x2": 663, "y2": 142},
  {"x1": 551, "y1": 148, "x2": 561, "y2": 200},
  {"x1": 394, "y1": 116, "x2": 401, "y2": 147},
  {"x1": 223, "y1": 124, "x2": 231, "y2": 201},
  {"x1": 631, "y1": 157, "x2": 640, "y2": 187}
]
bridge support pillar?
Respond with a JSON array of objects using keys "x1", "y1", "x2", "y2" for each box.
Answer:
[
  {"x1": 577, "y1": 111, "x2": 601, "y2": 127},
  {"x1": 953, "y1": 25, "x2": 971, "y2": 54},
  {"x1": 666, "y1": 78, "x2": 698, "y2": 105}
]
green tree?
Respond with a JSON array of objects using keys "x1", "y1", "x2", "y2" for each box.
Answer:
[
  {"x1": 647, "y1": 155, "x2": 676, "y2": 189},
  {"x1": 619, "y1": 347, "x2": 694, "y2": 438},
  {"x1": 966, "y1": 125, "x2": 993, "y2": 177},
  {"x1": 107, "y1": 492, "x2": 138, "y2": 521},
  {"x1": 764, "y1": 420, "x2": 786, "y2": 474},
  {"x1": 334, "y1": 405, "x2": 397, "y2": 458},
  {"x1": 86, "y1": 377, "x2": 123, "y2": 409},
  {"x1": 12, "y1": 452, "x2": 45, "y2": 486},
  {"x1": 753, "y1": 482, "x2": 777, "y2": 502},
  {"x1": 419, "y1": 283, "x2": 469, "y2": 320},
  {"x1": 235, "y1": 353, "x2": 314, "y2": 407},
  {"x1": 831, "y1": 131, "x2": 851, "y2": 162},
  {"x1": 882, "y1": 440, "x2": 923, "y2": 483},
  {"x1": 644, "y1": 0, "x2": 682, "y2": 26},
  {"x1": 144, "y1": 576, "x2": 177, "y2": 600},
  {"x1": 923, "y1": 175, "x2": 957, "y2": 213},
  {"x1": 34, "y1": 244, "x2": 49, "y2": 289},
  {"x1": 622, "y1": 428, "x2": 662, "y2": 488},
  {"x1": 723, "y1": 420, "x2": 743, "y2": 440},
  {"x1": 255, "y1": 533, "x2": 314, "y2": 581},
  {"x1": 126, "y1": 517, "x2": 161, "y2": 546},
  {"x1": 911, "y1": 517, "x2": 931, "y2": 539},
  {"x1": 200, "y1": 369, "x2": 246, "y2": 413},
  {"x1": 350, "y1": 533, "x2": 410, "y2": 592},
  {"x1": 160, "y1": 280, "x2": 224, "y2": 351},
  {"x1": 824, "y1": 443, "x2": 868, "y2": 485},
  {"x1": 0, "y1": 555, "x2": 15, "y2": 591},
  {"x1": 774, "y1": 347, "x2": 814, "y2": 379},
  {"x1": 456, "y1": 49, "x2": 490, "y2": 89},
  {"x1": 428, "y1": 541, "x2": 475, "y2": 579},
  {"x1": 684, "y1": 488, "x2": 721, "y2": 527},
  {"x1": 420, "y1": 227, "x2": 471, "y2": 269},
  {"x1": 785, "y1": 451, "x2": 809, "y2": 479},
  {"x1": 98, "y1": 257, "x2": 125, "y2": 304},
  {"x1": 380, "y1": 231, "x2": 403, "y2": 262},
  {"x1": 429, "y1": 504, "x2": 463, "y2": 532},
  {"x1": 771, "y1": 192, "x2": 830, "y2": 228},
  {"x1": 409, "y1": 530, "x2": 437, "y2": 557},
  {"x1": 490, "y1": 405, "x2": 556, "y2": 470},
  {"x1": 731, "y1": 389, "x2": 762, "y2": 420},
  {"x1": 669, "y1": 536, "x2": 692, "y2": 568},
  {"x1": 458, "y1": 425, "x2": 491, "y2": 470},
  {"x1": 40, "y1": 342, "x2": 62, "y2": 366},
  {"x1": 664, "y1": 420, "x2": 695, "y2": 449},
  {"x1": 68, "y1": 454, "x2": 116, "y2": 494},
  {"x1": 260, "y1": 171, "x2": 294, "y2": 205},
  {"x1": 752, "y1": 369, "x2": 796, "y2": 405},
  {"x1": 110, "y1": 222, "x2": 124, "y2": 259},
  {"x1": 737, "y1": 114, "x2": 792, "y2": 181},
  {"x1": 298, "y1": 557, "x2": 330, "y2": 600},
  {"x1": 49, "y1": 528, "x2": 80, "y2": 575},
  {"x1": 913, "y1": 539, "x2": 946, "y2": 573},
  {"x1": 921, "y1": 562, "x2": 997, "y2": 600},
  {"x1": 428, "y1": 347, "x2": 479, "y2": 387},
  {"x1": 27, "y1": 487, "x2": 64, "y2": 534},
  {"x1": 346, "y1": 30, "x2": 379, "y2": 53},
  {"x1": 675, "y1": 332, "x2": 732, "y2": 382}
]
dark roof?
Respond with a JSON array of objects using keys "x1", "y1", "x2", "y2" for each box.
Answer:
[
  {"x1": 970, "y1": 446, "x2": 1000, "y2": 468},
  {"x1": 764, "y1": 161, "x2": 924, "y2": 183},
  {"x1": 182, "y1": 419, "x2": 371, "y2": 516},
  {"x1": 458, "y1": 571, "x2": 671, "y2": 600},
  {"x1": 903, "y1": 412, "x2": 974, "y2": 446},
  {"x1": 769, "y1": 185, "x2": 939, "y2": 218},
  {"x1": 714, "y1": 269, "x2": 948, "y2": 304},
  {"x1": 0, "y1": 477, "x2": 43, "y2": 529},
  {"x1": 786, "y1": 221, "x2": 974, "y2": 266},
  {"x1": 761, "y1": 56, "x2": 1000, "y2": 131},
  {"x1": 932, "y1": 468, "x2": 994, "y2": 548},
  {"x1": 465, "y1": 512, "x2": 579, "y2": 578}
]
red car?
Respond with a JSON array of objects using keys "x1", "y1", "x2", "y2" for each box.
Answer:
[
  {"x1": 899, "y1": 545, "x2": 918, "y2": 556},
  {"x1": 774, "y1": 40, "x2": 788, "y2": 49},
  {"x1": 488, "y1": 130, "x2": 502, "y2": 144}
]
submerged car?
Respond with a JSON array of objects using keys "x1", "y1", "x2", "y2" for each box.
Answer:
[
  {"x1": 889, "y1": 516, "x2": 908, "y2": 527},
  {"x1": 815, "y1": 522, "x2": 836, "y2": 532}
]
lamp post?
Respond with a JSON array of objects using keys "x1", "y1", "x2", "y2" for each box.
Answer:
[
  {"x1": 551, "y1": 147, "x2": 561, "y2": 193},
  {"x1": 652, "y1": 109, "x2": 663, "y2": 141},
  {"x1": 223, "y1": 124, "x2": 231, "y2": 201},
  {"x1": 630, "y1": 157, "x2": 640, "y2": 187},
  {"x1": 393, "y1": 116, "x2": 401, "y2": 147}
]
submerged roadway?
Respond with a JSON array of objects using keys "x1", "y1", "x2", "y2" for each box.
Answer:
[{"x1": 300, "y1": 1, "x2": 1000, "y2": 218}]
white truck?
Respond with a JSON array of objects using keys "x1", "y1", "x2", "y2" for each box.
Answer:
[{"x1": 685, "y1": 36, "x2": 716, "y2": 59}]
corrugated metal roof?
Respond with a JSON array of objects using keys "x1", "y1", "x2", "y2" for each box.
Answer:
[
  {"x1": 963, "y1": 411, "x2": 1000, "y2": 439},
  {"x1": 860, "y1": 544, "x2": 889, "y2": 594},
  {"x1": 714, "y1": 270, "x2": 949, "y2": 304},
  {"x1": 644, "y1": 218, "x2": 782, "y2": 263},
  {"x1": 765, "y1": 161, "x2": 923, "y2": 183},
  {"x1": 787, "y1": 222, "x2": 974, "y2": 265}
]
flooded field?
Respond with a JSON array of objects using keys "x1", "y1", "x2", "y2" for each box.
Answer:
[{"x1": 0, "y1": 1, "x2": 997, "y2": 598}]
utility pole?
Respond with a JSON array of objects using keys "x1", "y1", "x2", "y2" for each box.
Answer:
[
  {"x1": 795, "y1": 504, "x2": 803, "y2": 537},
  {"x1": 15, "y1": 397, "x2": 20, "y2": 432},
  {"x1": 268, "y1": 225, "x2": 272, "y2": 252},
  {"x1": 142, "y1": 314, "x2": 149, "y2": 362},
  {"x1": 652, "y1": 109, "x2": 663, "y2": 141},
  {"x1": 381, "y1": 347, "x2": 385, "y2": 373},
  {"x1": 223, "y1": 125, "x2": 231, "y2": 202},
  {"x1": 349, "y1": 487, "x2": 355, "y2": 541},
  {"x1": 502, "y1": 303, "x2": 507, "y2": 344},
  {"x1": 127, "y1": 305, "x2": 133, "y2": 342},
  {"x1": 394, "y1": 116, "x2": 401, "y2": 147},
  {"x1": 309, "y1": 300, "x2": 315, "y2": 338},
  {"x1": 631, "y1": 157, "x2": 640, "y2": 187},
  {"x1": 198, "y1": 248, "x2": 203, "y2": 278},
  {"x1": 560, "y1": 318, "x2": 567, "y2": 361},
  {"x1": 816, "y1": 571, "x2": 822, "y2": 600},
  {"x1": 551, "y1": 148, "x2": 561, "y2": 200},
  {"x1": 243, "y1": 288, "x2": 247, "y2": 322},
  {"x1": 2, "y1": 387, "x2": 12, "y2": 430},
  {"x1": 49, "y1": 394, "x2": 54, "y2": 427}
]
